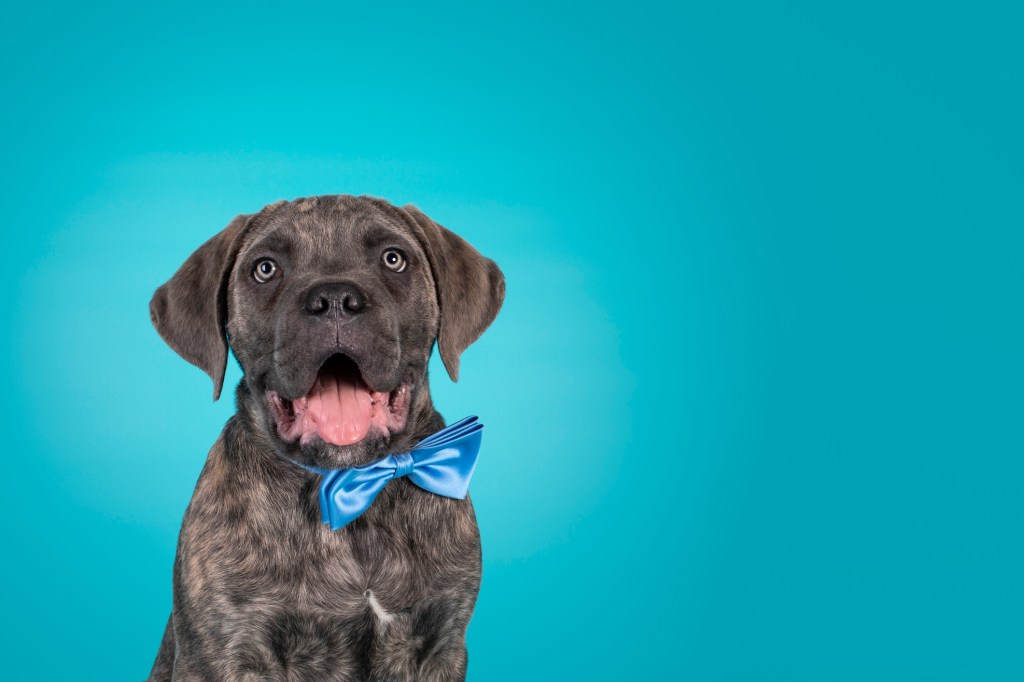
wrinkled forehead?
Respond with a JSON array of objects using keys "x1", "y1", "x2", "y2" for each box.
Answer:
[{"x1": 240, "y1": 195, "x2": 420, "y2": 262}]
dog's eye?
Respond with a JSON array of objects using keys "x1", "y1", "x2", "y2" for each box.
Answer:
[
  {"x1": 253, "y1": 258, "x2": 279, "y2": 283},
  {"x1": 382, "y1": 248, "x2": 407, "y2": 273}
]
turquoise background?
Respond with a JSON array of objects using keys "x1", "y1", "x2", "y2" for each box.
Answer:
[{"x1": 2, "y1": 1, "x2": 1022, "y2": 679}]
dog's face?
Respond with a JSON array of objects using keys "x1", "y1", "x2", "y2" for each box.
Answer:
[{"x1": 150, "y1": 195, "x2": 504, "y2": 468}]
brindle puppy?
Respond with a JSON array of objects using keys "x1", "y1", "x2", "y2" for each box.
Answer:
[{"x1": 145, "y1": 195, "x2": 504, "y2": 681}]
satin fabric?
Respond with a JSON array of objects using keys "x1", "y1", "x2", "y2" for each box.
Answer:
[{"x1": 292, "y1": 416, "x2": 483, "y2": 530}]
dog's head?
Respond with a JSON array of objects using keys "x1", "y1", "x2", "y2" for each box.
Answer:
[{"x1": 150, "y1": 195, "x2": 504, "y2": 468}]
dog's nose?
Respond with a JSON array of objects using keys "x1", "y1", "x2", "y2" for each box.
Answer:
[{"x1": 304, "y1": 282, "x2": 367, "y2": 316}]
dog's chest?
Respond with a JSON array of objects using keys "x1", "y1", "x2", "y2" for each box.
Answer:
[
  {"x1": 181, "y1": 472, "x2": 479, "y2": 623},
  {"x1": 173, "y1": 461, "x2": 481, "y2": 680}
]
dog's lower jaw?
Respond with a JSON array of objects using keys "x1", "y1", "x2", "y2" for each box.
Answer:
[
  {"x1": 266, "y1": 356, "x2": 415, "y2": 448},
  {"x1": 235, "y1": 376, "x2": 445, "y2": 471}
]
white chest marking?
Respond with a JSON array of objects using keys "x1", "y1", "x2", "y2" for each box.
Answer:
[{"x1": 364, "y1": 589, "x2": 395, "y2": 624}]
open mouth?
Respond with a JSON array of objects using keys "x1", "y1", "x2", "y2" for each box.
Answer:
[{"x1": 266, "y1": 354, "x2": 411, "y2": 447}]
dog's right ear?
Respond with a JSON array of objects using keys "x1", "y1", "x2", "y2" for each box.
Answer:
[
  {"x1": 399, "y1": 204, "x2": 505, "y2": 382},
  {"x1": 149, "y1": 212, "x2": 258, "y2": 401}
]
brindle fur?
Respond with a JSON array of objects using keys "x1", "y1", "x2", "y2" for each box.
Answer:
[{"x1": 146, "y1": 195, "x2": 504, "y2": 681}]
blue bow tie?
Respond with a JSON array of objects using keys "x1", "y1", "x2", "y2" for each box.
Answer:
[{"x1": 293, "y1": 416, "x2": 483, "y2": 530}]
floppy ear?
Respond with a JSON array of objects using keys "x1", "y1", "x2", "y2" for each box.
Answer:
[
  {"x1": 401, "y1": 205, "x2": 505, "y2": 382},
  {"x1": 149, "y1": 212, "x2": 257, "y2": 400}
]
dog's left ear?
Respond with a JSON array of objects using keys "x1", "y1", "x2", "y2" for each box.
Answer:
[
  {"x1": 401, "y1": 205, "x2": 505, "y2": 382},
  {"x1": 149, "y1": 212, "x2": 259, "y2": 401}
]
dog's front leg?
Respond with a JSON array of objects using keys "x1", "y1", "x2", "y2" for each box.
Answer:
[
  {"x1": 368, "y1": 592, "x2": 474, "y2": 682},
  {"x1": 146, "y1": 614, "x2": 176, "y2": 682},
  {"x1": 163, "y1": 623, "x2": 223, "y2": 682}
]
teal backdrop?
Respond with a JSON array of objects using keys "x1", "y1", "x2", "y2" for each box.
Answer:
[{"x1": 2, "y1": 2, "x2": 1022, "y2": 680}]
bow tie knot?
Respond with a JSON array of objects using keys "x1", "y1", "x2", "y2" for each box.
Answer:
[
  {"x1": 292, "y1": 416, "x2": 483, "y2": 530},
  {"x1": 392, "y1": 452, "x2": 416, "y2": 479}
]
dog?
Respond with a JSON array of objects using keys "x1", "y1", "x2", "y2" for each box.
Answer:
[{"x1": 145, "y1": 195, "x2": 504, "y2": 681}]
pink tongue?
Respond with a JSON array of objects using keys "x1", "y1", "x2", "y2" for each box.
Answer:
[{"x1": 302, "y1": 368, "x2": 374, "y2": 446}]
